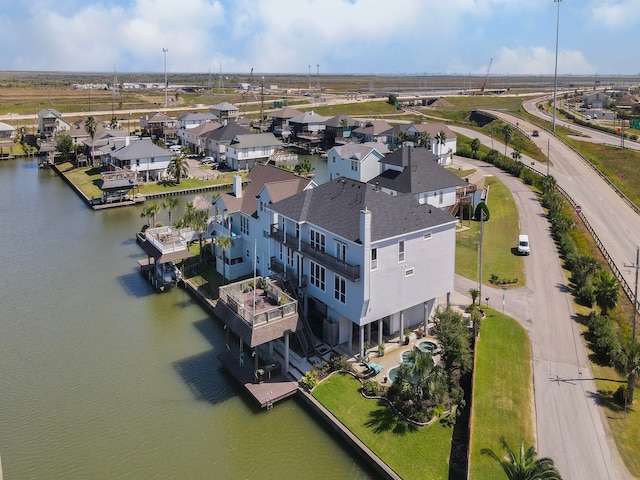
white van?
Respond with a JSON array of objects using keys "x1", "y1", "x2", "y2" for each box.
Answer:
[{"x1": 518, "y1": 234, "x2": 530, "y2": 255}]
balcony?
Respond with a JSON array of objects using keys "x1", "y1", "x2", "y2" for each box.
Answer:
[
  {"x1": 269, "y1": 225, "x2": 299, "y2": 250},
  {"x1": 215, "y1": 277, "x2": 301, "y2": 348},
  {"x1": 300, "y1": 241, "x2": 360, "y2": 282}
]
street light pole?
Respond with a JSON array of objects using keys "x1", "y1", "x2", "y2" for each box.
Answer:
[
  {"x1": 163, "y1": 48, "x2": 168, "y2": 107},
  {"x1": 625, "y1": 246, "x2": 640, "y2": 342},
  {"x1": 552, "y1": 0, "x2": 562, "y2": 132}
]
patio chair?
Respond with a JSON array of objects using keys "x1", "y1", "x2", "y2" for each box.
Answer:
[{"x1": 363, "y1": 362, "x2": 383, "y2": 376}]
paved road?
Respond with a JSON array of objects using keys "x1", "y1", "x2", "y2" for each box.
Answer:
[
  {"x1": 450, "y1": 139, "x2": 632, "y2": 479},
  {"x1": 471, "y1": 110, "x2": 640, "y2": 304}
]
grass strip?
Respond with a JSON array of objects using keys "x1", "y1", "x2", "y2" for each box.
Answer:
[{"x1": 469, "y1": 311, "x2": 534, "y2": 479}]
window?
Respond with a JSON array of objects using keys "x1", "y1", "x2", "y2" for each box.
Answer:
[
  {"x1": 398, "y1": 241, "x2": 405, "y2": 263},
  {"x1": 336, "y1": 241, "x2": 347, "y2": 262},
  {"x1": 423, "y1": 233, "x2": 432, "y2": 241},
  {"x1": 287, "y1": 247, "x2": 294, "y2": 267},
  {"x1": 240, "y1": 216, "x2": 249, "y2": 235},
  {"x1": 310, "y1": 261, "x2": 325, "y2": 291},
  {"x1": 310, "y1": 229, "x2": 326, "y2": 251},
  {"x1": 259, "y1": 200, "x2": 265, "y2": 213},
  {"x1": 370, "y1": 248, "x2": 378, "y2": 270},
  {"x1": 295, "y1": 223, "x2": 300, "y2": 239},
  {"x1": 334, "y1": 275, "x2": 346, "y2": 303},
  {"x1": 350, "y1": 160, "x2": 358, "y2": 172},
  {"x1": 405, "y1": 267, "x2": 414, "y2": 278}
]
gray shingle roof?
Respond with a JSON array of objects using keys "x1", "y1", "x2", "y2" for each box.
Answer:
[
  {"x1": 111, "y1": 138, "x2": 170, "y2": 160},
  {"x1": 371, "y1": 146, "x2": 466, "y2": 194},
  {"x1": 270, "y1": 177, "x2": 456, "y2": 243},
  {"x1": 200, "y1": 121, "x2": 251, "y2": 141},
  {"x1": 230, "y1": 133, "x2": 281, "y2": 148}
]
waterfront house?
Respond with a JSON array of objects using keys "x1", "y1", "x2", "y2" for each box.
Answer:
[
  {"x1": 201, "y1": 121, "x2": 251, "y2": 162},
  {"x1": 182, "y1": 121, "x2": 221, "y2": 156},
  {"x1": 109, "y1": 137, "x2": 173, "y2": 182},
  {"x1": 210, "y1": 102, "x2": 239, "y2": 124},
  {"x1": 176, "y1": 112, "x2": 218, "y2": 146},
  {"x1": 0, "y1": 121, "x2": 14, "y2": 140},
  {"x1": 140, "y1": 112, "x2": 177, "y2": 140},
  {"x1": 209, "y1": 164, "x2": 315, "y2": 282},
  {"x1": 326, "y1": 143, "x2": 387, "y2": 182},
  {"x1": 322, "y1": 115, "x2": 361, "y2": 147},
  {"x1": 408, "y1": 123, "x2": 457, "y2": 166},
  {"x1": 288, "y1": 111, "x2": 327, "y2": 150},
  {"x1": 224, "y1": 133, "x2": 283, "y2": 170},
  {"x1": 268, "y1": 176, "x2": 458, "y2": 360},
  {"x1": 353, "y1": 119, "x2": 392, "y2": 144},
  {"x1": 37, "y1": 109, "x2": 71, "y2": 139},
  {"x1": 370, "y1": 146, "x2": 473, "y2": 215},
  {"x1": 269, "y1": 106, "x2": 302, "y2": 140}
]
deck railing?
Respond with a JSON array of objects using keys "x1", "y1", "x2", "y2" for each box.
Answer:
[{"x1": 218, "y1": 277, "x2": 297, "y2": 326}]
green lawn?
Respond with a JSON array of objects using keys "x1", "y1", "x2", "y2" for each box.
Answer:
[
  {"x1": 456, "y1": 176, "x2": 525, "y2": 287},
  {"x1": 312, "y1": 373, "x2": 457, "y2": 480},
  {"x1": 55, "y1": 163, "x2": 239, "y2": 200},
  {"x1": 469, "y1": 311, "x2": 534, "y2": 479}
]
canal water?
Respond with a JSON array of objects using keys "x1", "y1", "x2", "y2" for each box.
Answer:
[{"x1": 0, "y1": 156, "x2": 371, "y2": 479}]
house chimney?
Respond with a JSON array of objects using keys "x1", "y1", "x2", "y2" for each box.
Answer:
[
  {"x1": 125, "y1": 135, "x2": 130, "y2": 147},
  {"x1": 233, "y1": 174, "x2": 243, "y2": 198}
]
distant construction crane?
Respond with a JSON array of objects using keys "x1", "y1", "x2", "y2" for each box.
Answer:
[{"x1": 481, "y1": 58, "x2": 493, "y2": 94}]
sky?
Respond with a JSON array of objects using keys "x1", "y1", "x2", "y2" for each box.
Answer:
[{"x1": 1, "y1": 0, "x2": 639, "y2": 76}]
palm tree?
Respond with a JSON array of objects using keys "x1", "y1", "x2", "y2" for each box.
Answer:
[
  {"x1": 339, "y1": 117, "x2": 348, "y2": 136},
  {"x1": 436, "y1": 130, "x2": 447, "y2": 163},
  {"x1": 85, "y1": 116, "x2": 97, "y2": 166},
  {"x1": 481, "y1": 437, "x2": 562, "y2": 480},
  {"x1": 470, "y1": 138, "x2": 481, "y2": 159},
  {"x1": 397, "y1": 130, "x2": 408, "y2": 148},
  {"x1": 419, "y1": 131, "x2": 432, "y2": 149},
  {"x1": 162, "y1": 197, "x2": 180, "y2": 226},
  {"x1": 214, "y1": 234, "x2": 233, "y2": 284},
  {"x1": 389, "y1": 349, "x2": 448, "y2": 411},
  {"x1": 615, "y1": 341, "x2": 640, "y2": 403},
  {"x1": 511, "y1": 148, "x2": 522, "y2": 162},
  {"x1": 594, "y1": 270, "x2": 619, "y2": 316},
  {"x1": 140, "y1": 202, "x2": 160, "y2": 227},
  {"x1": 540, "y1": 175, "x2": 557, "y2": 195},
  {"x1": 503, "y1": 124, "x2": 513, "y2": 159},
  {"x1": 166, "y1": 146, "x2": 189, "y2": 184}
]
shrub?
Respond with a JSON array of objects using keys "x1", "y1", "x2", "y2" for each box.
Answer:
[
  {"x1": 574, "y1": 283, "x2": 595, "y2": 307},
  {"x1": 326, "y1": 353, "x2": 348, "y2": 372},
  {"x1": 362, "y1": 379, "x2": 380, "y2": 397},
  {"x1": 474, "y1": 202, "x2": 490, "y2": 221},
  {"x1": 301, "y1": 370, "x2": 319, "y2": 390}
]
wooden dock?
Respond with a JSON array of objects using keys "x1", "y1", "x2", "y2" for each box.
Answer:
[{"x1": 217, "y1": 351, "x2": 299, "y2": 409}]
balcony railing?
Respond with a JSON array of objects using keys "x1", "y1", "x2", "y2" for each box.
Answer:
[
  {"x1": 300, "y1": 241, "x2": 360, "y2": 281},
  {"x1": 269, "y1": 225, "x2": 299, "y2": 250},
  {"x1": 270, "y1": 225, "x2": 360, "y2": 281},
  {"x1": 218, "y1": 277, "x2": 297, "y2": 327}
]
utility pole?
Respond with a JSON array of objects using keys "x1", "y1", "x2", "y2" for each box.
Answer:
[
  {"x1": 552, "y1": 0, "x2": 562, "y2": 132},
  {"x1": 163, "y1": 48, "x2": 168, "y2": 107},
  {"x1": 308, "y1": 65, "x2": 311, "y2": 91},
  {"x1": 478, "y1": 210, "x2": 485, "y2": 304},
  {"x1": 316, "y1": 64, "x2": 320, "y2": 90},
  {"x1": 625, "y1": 246, "x2": 640, "y2": 342}
]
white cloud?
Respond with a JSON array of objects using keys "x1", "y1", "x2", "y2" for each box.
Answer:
[
  {"x1": 592, "y1": 0, "x2": 640, "y2": 29},
  {"x1": 492, "y1": 47, "x2": 595, "y2": 75}
]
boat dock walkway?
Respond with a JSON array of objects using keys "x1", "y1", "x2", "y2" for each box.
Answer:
[{"x1": 217, "y1": 351, "x2": 298, "y2": 409}]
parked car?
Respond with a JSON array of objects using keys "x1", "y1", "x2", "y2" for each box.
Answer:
[
  {"x1": 517, "y1": 234, "x2": 530, "y2": 256},
  {"x1": 200, "y1": 156, "x2": 215, "y2": 164},
  {"x1": 532, "y1": 130, "x2": 539, "y2": 137}
]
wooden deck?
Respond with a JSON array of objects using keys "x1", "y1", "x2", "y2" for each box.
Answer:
[{"x1": 217, "y1": 351, "x2": 299, "y2": 409}]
